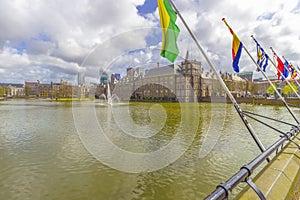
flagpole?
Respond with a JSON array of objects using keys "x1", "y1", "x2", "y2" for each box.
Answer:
[
  {"x1": 250, "y1": 40, "x2": 300, "y2": 100},
  {"x1": 236, "y1": 38, "x2": 299, "y2": 124},
  {"x1": 282, "y1": 56, "x2": 300, "y2": 89},
  {"x1": 277, "y1": 60, "x2": 300, "y2": 99},
  {"x1": 221, "y1": 20, "x2": 298, "y2": 124},
  {"x1": 295, "y1": 65, "x2": 300, "y2": 84},
  {"x1": 269, "y1": 47, "x2": 300, "y2": 96},
  {"x1": 276, "y1": 63, "x2": 300, "y2": 98},
  {"x1": 168, "y1": 0, "x2": 267, "y2": 154},
  {"x1": 296, "y1": 65, "x2": 300, "y2": 85},
  {"x1": 273, "y1": 59, "x2": 300, "y2": 99},
  {"x1": 282, "y1": 56, "x2": 300, "y2": 88},
  {"x1": 296, "y1": 65, "x2": 300, "y2": 76},
  {"x1": 294, "y1": 65, "x2": 300, "y2": 86}
]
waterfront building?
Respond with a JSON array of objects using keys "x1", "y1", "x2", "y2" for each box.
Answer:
[
  {"x1": 135, "y1": 67, "x2": 145, "y2": 77},
  {"x1": 113, "y1": 57, "x2": 211, "y2": 102},
  {"x1": 24, "y1": 81, "x2": 40, "y2": 97},
  {"x1": 126, "y1": 67, "x2": 137, "y2": 77},
  {"x1": 201, "y1": 69, "x2": 219, "y2": 97},
  {"x1": 0, "y1": 83, "x2": 24, "y2": 97},
  {"x1": 253, "y1": 77, "x2": 300, "y2": 98},
  {"x1": 180, "y1": 58, "x2": 202, "y2": 102},
  {"x1": 77, "y1": 71, "x2": 85, "y2": 86},
  {"x1": 72, "y1": 85, "x2": 86, "y2": 99},
  {"x1": 133, "y1": 63, "x2": 180, "y2": 101},
  {"x1": 3, "y1": 81, "x2": 73, "y2": 99},
  {"x1": 113, "y1": 74, "x2": 137, "y2": 100},
  {"x1": 237, "y1": 71, "x2": 253, "y2": 82},
  {"x1": 39, "y1": 83, "x2": 51, "y2": 98},
  {"x1": 51, "y1": 82, "x2": 60, "y2": 99},
  {"x1": 81, "y1": 82, "x2": 97, "y2": 99},
  {"x1": 254, "y1": 75, "x2": 279, "y2": 97},
  {"x1": 8, "y1": 84, "x2": 24, "y2": 97},
  {"x1": 112, "y1": 55, "x2": 251, "y2": 102}
]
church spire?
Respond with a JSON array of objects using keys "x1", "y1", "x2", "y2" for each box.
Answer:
[{"x1": 185, "y1": 50, "x2": 189, "y2": 61}]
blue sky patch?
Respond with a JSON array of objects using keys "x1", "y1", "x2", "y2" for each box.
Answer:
[
  {"x1": 145, "y1": 28, "x2": 161, "y2": 46},
  {"x1": 16, "y1": 41, "x2": 27, "y2": 54},
  {"x1": 291, "y1": 1, "x2": 300, "y2": 13},
  {"x1": 34, "y1": 32, "x2": 51, "y2": 42},
  {"x1": 137, "y1": 0, "x2": 157, "y2": 15},
  {"x1": 257, "y1": 12, "x2": 275, "y2": 21}
]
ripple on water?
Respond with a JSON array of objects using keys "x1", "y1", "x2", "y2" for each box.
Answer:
[{"x1": 0, "y1": 101, "x2": 298, "y2": 199}]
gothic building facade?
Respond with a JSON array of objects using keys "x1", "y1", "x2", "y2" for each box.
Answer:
[{"x1": 111, "y1": 57, "x2": 229, "y2": 102}]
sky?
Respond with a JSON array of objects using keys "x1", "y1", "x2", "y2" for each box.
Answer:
[{"x1": 0, "y1": 0, "x2": 300, "y2": 84}]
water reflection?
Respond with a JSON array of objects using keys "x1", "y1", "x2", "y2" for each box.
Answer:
[{"x1": 0, "y1": 100, "x2": 298, "y2": 199}]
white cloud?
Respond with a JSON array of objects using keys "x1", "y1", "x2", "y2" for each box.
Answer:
[
  {"x1": 0, "y1": 0, "x2": 299, "y2": 83},
  {"x1": 168, "y1": 0, "x2": 300, "y2": 76},
  {"x1": 0, "y1": 46, "x2": 30, "y2": 68},
  {"x1": 0, "y1": 0, "x2": 154, "y2": 83}
]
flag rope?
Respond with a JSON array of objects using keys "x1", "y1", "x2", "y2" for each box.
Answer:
[
  {"x1": 168, "y1": 0, "x2": 267, "y2": 154},
  {"x1": 270, "y1": 48, "x2": 300, "y2": 97},
  {"x1": 242, "y1": 110, "x2": 297, "y2": 127},
  {"x1": 251, "y1": 37, "x2": 300, "y2": 100},
  {"x1": 231, "y1": 32, "x2": 299, "y2": 124},
  {"x1": 282, "y1": 55, "x2": 300, "y2": 88}
]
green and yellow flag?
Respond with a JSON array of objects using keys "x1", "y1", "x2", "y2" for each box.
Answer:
[{"x1": 157, "y1": 0, "x2": 180, "y2": 62}]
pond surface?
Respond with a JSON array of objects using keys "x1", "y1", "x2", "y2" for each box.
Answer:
[{"x1": 0, "y1": 99, "x2": 298, "y2": 199}]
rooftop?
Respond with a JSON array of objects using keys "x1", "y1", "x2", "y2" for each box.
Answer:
[
  {"x1": 144, "y1": 64, "x2": 180, "y2": 78},
  {"x1": 0, "y1": 83, "x2": 24, "y2": 87}
]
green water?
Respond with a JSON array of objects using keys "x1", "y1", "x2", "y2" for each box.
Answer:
[{"x1": 0, "y1": 99, "x2": 298, "y2": 199}]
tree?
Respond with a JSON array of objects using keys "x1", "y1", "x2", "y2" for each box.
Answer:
[
  {"x1": 0, "y1": 87, "x2": 3, "y2": 96},
  {"x1": 24, "y1": 86, "x2": 31, "y2": 96},
  {"x1": 266, "y1": 84, "x2": 275, "y2": 95},
  {"x1": 224, "y1": 80, "x2": 234, "y2": 91},
  {"x1": 248, "y1": 82, "x2": 261, "y2": 95},
  {"x1": 282, "y1": 82, "x2": 298, "y2": 96}
]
